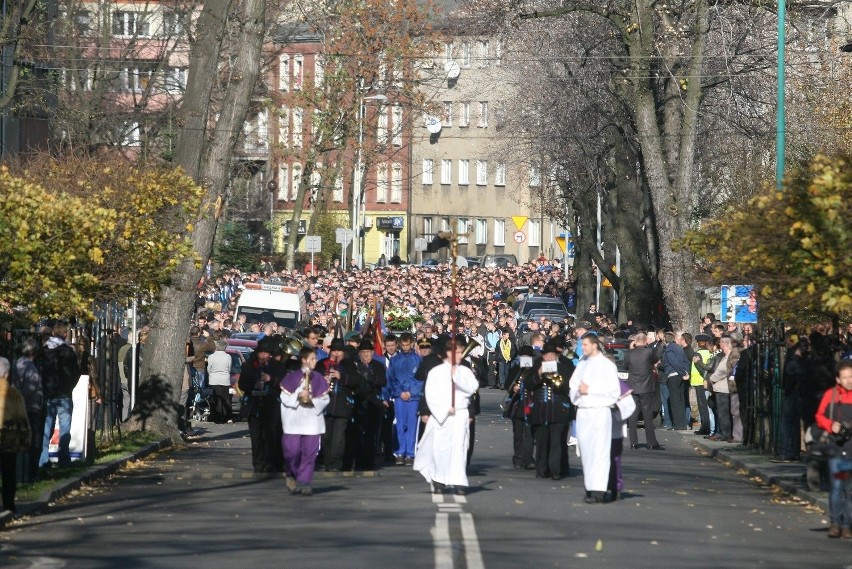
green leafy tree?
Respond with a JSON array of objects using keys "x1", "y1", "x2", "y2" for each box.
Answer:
[
  {"x1": 1, "y1": 154, "x2": 205, "y2": 318},
  {"x1": 681, "y1": 152, "x2": 852, "y2": 320}
]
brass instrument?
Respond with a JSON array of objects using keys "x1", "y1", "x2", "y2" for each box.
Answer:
[
  {"x1": 283, "y1": 334, "x2": 307, "y2": 358},
  {"x1": 541, "y1": 372, "x2": 564, "y2": 389},
  {"x1": 460, "y1": 338, "x2": 481, "y2": 360}
]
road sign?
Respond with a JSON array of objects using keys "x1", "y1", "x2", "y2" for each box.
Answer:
[
  {"x1": 511, "y1": 216, "x2": 528, "y2": 231},
  {"x1": 335, "y1": 228, "x2": 354, "y2": 245},
  {"x1": 303, "y1": 235, "x2": 321, "y2": 253},
  {"x1": 513, "y1": 231, "x2": 526, "y2": 244},
  {"x1": 554, "y1": 236, "x2": 566, "y2": 253}
]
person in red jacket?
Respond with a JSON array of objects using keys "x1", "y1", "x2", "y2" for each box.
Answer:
[{"x1": 814, "y1": 360, "x2": 852, "y2": 539}]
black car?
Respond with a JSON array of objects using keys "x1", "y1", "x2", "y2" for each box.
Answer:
[{"x1": 516, "y1": 294, "x2": 571, "y2": 321}]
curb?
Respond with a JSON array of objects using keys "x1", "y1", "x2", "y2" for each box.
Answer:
[
  {"x1": 690, "y1": 439, "x2": 830, "y2": 514},
  {"x1": 0, "y1": 438, "x2": 173, "y2": 530}
]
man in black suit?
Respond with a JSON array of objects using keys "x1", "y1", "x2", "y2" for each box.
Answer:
[{"x1": 625, "y1": 333, "x2": 663, "y2": 450}]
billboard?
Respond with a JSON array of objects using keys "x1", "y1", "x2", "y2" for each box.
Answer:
[{"x1": 721, "y1": 285, "x2": 758, "y2": 324}]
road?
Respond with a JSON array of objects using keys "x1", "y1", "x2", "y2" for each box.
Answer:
[{"x1": 1, "y1": 390, "x2": 850, "y2": 568}]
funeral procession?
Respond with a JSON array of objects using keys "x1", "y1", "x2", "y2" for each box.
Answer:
[{"x1": 0, "y1": 0, "x2": 851, "y2": 567}]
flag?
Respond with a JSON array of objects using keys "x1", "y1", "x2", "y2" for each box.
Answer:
[{"x1": 373, "y1": 302, "x2": 385, "y2": 357}]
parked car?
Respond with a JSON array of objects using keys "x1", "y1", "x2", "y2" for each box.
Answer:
[
  {"x1": 421, "y1": 258, "x2": 441, "y2": 268},
  {"x1": 465, "y1": 256, "x2": 483, "y2": 268},
  {"x1": 482, "y1": 254, "x2": 518, "y2": 268}
]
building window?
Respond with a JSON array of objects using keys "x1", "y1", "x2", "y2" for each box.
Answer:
[
  {"x1": 441, "y1": 217, "x2": 450, "y2": 232},
  {"x1": 475, "y1": 219, "x2": 488, "y2": 245},
  {"x1": 461, "y1": 42, "x2": 472, "y2": 67},
  {"x1": 376, "y1": 163, "x2": 388, "y2": 203},
  {"x1": 424, "y1": 217, "x2": 433, "y2": 237},
  {"x1": 441, "y1": 159, "x2": 452, "y2": 185},
  {"x1": 392, "y1": 105, "x2": 403, "y2": 146},
  {"x1": 479, "y1": 41, "x2": 490, "y2": 67},
  {"x1": 495, "y1": 41, "x2": 502, "y2": 65},
  {"x1": 278, "y1": 106, "x2": 289, "y2": 146},
  {"x1": 529, "y1": 163, "x2": 541, "y2": 187},
  {"x1": 292, "y1": 109, "x2": 303, "y2": 147},
  {"x1": 391, "y1": 163, "x2": 403, "y2": 203},
  {"x1": 277, "y1": 165, "x2": 289, "y2": 201},
  {"x1": 112, "y1": 11, "x2": 150, "y2": 37},
  {"x1": 333, "y1": 174, "x2": 344, "y2": 203},
  {"x1": 279, "y1": 54, "x2": 290, "y2": 91},
  {"x1": 495, "y1": 162, "x2": 507, "y2": 186},
  {"x1": 291, "y1": 163, "x2": 302, "y2": 200},
  {"x1": 459, "y1": 102, "x2": 470, "y2": 127},
  {"x1": 494, "y1": 219, "x2": 506, "y2": 246},
  {"x1": 293, "y1": 54, "x2": 304, "y2": 90},
  {"x1": 476, "y1": 160, "x2": 487, "y2": 186},
  {"x1": 122, "y1": 122, "x2": 141, "y2": 146},
  {"x1": 444, "y1": 42, "x2": 454, "y2": 63},
  {"x1": 457, "y1": 218, "x2": 470, "y2": 243},
  {"x1": 314, "y1": 54, "x2": 324, "y2": 87},
  {"x1": 164, "y1": 67, "x2": 187, "y2": 93},
  {"x1": 310, "y1": 167, "x2": 322, "y2": 204},
  {"x1": 478, "y1": 101, "x2": 488, "y2": 127},
  {"x1": 442, "y1": 101, "x2": 452, "y2": 127},
  {"x1": 529, "y1": 220, "x2": 541, "y2": 247},
  {"x1": 458, "y1": 159, "x2": 469, "y2": 185},
  {"x1": 422, "y1": 159, "x2": 434, "y2": 185},
  {"x1": 377, "y1": 105, "x2": 389, "y2": 145}
]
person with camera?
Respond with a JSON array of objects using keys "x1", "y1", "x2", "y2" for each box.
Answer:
[{"x1": 815, "y1": 360, "x2": 852, "y2": 539}]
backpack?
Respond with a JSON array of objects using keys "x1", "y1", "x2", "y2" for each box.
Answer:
[{"x1": 41, "y1": 343, "x2": 81, "y2": 398}]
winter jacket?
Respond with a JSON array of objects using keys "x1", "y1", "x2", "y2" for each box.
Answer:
[{"x1": 387, "y1": 350, "x2": 423, "y2": 400}]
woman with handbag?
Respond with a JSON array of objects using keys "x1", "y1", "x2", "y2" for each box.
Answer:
[
  {"x1": 0, "y1": 357, "x2": 32, "y2": 514},
  {"x1": 814, "y1": 360, "x2": 852, "y2": 539}
]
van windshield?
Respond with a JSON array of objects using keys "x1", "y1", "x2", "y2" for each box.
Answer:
[{"x1": 237, "y1": 307, "x2": 299, "y2": 330}]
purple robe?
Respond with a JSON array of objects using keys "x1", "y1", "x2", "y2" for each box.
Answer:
[{"x1": 280, "y1": 369, "x2": 328, "y2": 398}]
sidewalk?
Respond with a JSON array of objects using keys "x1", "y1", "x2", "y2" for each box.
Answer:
[
  {"x1": 0, "y1": 437, "x2": 174, "y2": 530},
  {"x1": 676, "y1": 430, "x2": 830, "y2": 513}
]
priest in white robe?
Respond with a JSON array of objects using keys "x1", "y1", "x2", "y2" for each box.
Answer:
[
  {"x1": 414, "y1": 340, "x2": 479, "y2": 495},
  {"x1": 569, "y1": 332, "x2": 621, "y2": 503}
]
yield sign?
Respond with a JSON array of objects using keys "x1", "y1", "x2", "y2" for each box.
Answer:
[
  {"x1": 554, "y1": 236, "x2": 566, "y2": 253},
  {"x1": 511, "y1": 216, "x2": 528, "y2": 231}
]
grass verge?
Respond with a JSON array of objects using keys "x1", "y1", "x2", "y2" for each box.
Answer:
[{"x1": 17, "y1": 430, "x2": 165, "y2": 502}]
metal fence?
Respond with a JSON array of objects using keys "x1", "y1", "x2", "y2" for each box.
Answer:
[
  {"x1": 740, "y1": 322, "x2": 786, "y2": 454},
  {"x1": 0, "y1": 302, "x2": 136, "y2": 447}
]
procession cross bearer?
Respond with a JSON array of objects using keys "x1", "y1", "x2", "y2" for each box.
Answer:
[
  {"x1": 414, "y1": 338, "x2": 479, "y2": 495},
  {"x1": 414, "y1": 232, "x2": 479, "y2": 495}
]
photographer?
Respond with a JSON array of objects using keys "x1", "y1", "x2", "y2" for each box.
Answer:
[{"x1": 815, "y1": 360, "x2": 852, "y2": 539}]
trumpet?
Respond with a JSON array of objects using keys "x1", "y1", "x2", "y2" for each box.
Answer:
[
  {"x1": 541, "y1": 372, "x2": 564, "y2": 389},
  {"x1": 283, "y1": 334, "x2": 307, "y2": 358}
]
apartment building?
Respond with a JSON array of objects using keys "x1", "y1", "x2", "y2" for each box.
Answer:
[
  {"x1": 410, "y1": 34, "x2": 544, "y2": 264},
  {"x1": 266, "y1": 28, "x2": 412, "y2": 264}
]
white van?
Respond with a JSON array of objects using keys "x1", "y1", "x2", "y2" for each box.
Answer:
[{"x1": 235, "y1": 283, "x2": 306, "y2": 331}]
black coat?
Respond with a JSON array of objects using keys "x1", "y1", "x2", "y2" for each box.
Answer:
[
  {"x1": 355, "y1": 358, "x2": 387, "y2": 407},
  {"x1": 526, "y1": 359, "x2": 574, "y2": 425},
  {"x1": 625, "y1": 347, "x2": 657, "y2": 395},
  {"x1": 316, "y1": 357, "x2": 363, "y2": 419}
]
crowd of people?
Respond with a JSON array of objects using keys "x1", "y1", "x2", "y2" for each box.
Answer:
[{"x1": 184, "y1": 260, "x2": 852, "y2": 518}]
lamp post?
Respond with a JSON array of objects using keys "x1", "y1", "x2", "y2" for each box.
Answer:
[{"x1": 353, "y1": 93, "x2": 389, "y2": 269}]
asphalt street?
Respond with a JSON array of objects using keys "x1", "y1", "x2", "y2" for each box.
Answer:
[{"x1": 1, "y1": 390, "x2": 850, "y2": 569}]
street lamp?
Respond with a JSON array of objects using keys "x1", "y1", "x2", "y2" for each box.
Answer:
[{"x1": 353, "y1": 92, "x2": 389, "y2": 269}]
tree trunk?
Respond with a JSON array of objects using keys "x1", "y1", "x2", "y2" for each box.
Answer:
[
  {"x1": 137, "y1": 0, "x2": 266, "y2": 440},
  {"x1": 627, "y1": 0, "x2": 708, "y2": 332},
  {"x1": 284, "y1": 157, "x2": 316, "y2": 270}
]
